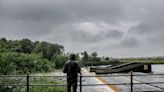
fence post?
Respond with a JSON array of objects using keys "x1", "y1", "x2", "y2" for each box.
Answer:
[
  {"x1": 80, "y1": 73, "x2": 82, "y2": 92},
  {"x1": 26, "y1": 73, "x2": 29, "y2": 92},
  {"x1": 130, "y1": 71, "x2": 133, "y2": 92}
]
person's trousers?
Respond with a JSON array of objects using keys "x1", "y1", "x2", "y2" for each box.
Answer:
[{"x1": 67, "y1": 79, "x2": 77, "y2": 92}]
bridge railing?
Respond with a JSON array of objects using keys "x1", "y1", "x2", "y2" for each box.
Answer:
[
  {"x1": 1, "y1": 72, "x2": 164, "y2": 92},
  {"x1": 0, "y1": 74, "x2": 67, "y2": 92}
]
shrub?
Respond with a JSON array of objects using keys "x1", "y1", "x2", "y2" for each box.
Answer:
[{"x1": 0, "y1": 52, "x2": 54, "y2": 74}]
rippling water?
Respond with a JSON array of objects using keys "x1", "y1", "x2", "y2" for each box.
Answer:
[{"x1": 152, "y1": 64, "x2": 164, "y2": 73}]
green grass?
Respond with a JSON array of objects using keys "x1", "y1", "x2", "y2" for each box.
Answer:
[
  {"x1": 30, "y1": 77, "x2": 66, "y2": 92},
  {"x1": 120, "y1": 59, "x2": 164, "y2": 64},
  {"x1": 0, "y1": 77, "x2": 66, "y2": 92}
]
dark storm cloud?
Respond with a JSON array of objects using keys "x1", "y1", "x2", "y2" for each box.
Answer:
[
  {"x1": 0, "y1": 0, "x2": 128, "y2": 24},
  {"x1": 129, "y1": 23, "x2": 153, "y2": 35},
  {"x1": 0, "y1": 0, "x2": 164, "y2": 57},
  {"x1": 0, "y1": 18, "x2": 52, "y2": 40},
  {"x1": 45, "y1": 24, "x2": 124, "y2": 44},
  {"x1": 0, "y1": 0, "x2": 126, "y2": 39},
  {"x1": 0, "y1": 0, "x2": 71, "y2": 23},
  {"x1": 127, "y1": 22, "x2": 164, "y2": 46},
  {"x1": 69, "y1": 29, "x2": 124, "y2": 43},
  {"x1": 105, "y1": 30, "x2": 124, "y2": 39}
]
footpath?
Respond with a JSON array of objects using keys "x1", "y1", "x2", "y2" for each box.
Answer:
[
  {"x1": 34, "y1": 68, "x2": 117, "y2": 92},
  {"x1": 78, "y1": 68, "x2": 116, "y2": 92}
]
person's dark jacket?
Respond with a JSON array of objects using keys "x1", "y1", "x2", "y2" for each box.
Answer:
[{"x1": 63, "y1": 60, "x2": 81, "y2": 79}]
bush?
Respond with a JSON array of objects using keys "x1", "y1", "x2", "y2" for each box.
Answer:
[
  {"x1": 0, "y1": 52, "x2": 54, "y2": 75},
  {"x1": 51, "y1": 54, "x2": 68, "y2": 68}
]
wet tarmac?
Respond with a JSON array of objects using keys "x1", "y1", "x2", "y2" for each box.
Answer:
[
  {"x1": 77, "y1": 68, "x2": 114, "y2": 92},
  {"x1": 52, "y1": 67, "x2": 164, "y2": 92},
  {"x1": 99, "y1": 73, "x2": 164, "y2": 92},
  {"x1": 79, "y1": 67, "x2": 164, "y2": 92}
]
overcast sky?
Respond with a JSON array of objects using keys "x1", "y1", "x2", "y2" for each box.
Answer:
[{"x1": 0, "y1": 0, "x2": 164, "y2": 57}]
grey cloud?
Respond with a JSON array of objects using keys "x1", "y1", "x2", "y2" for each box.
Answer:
[
  {"x1": 0, "y1": 0, "x2": 127, "y2": 40},
  {"x1": 0, "y1": 18, "x2": 53, "y2": 40},
  {"x1": 128, "y1": 22, "x2": 164, "y2": 45},
  {"x1": 0, "y1": 0, "x2": 127, "y2": 24},
  {"x1": 48, "y1": 28, "x2": 124, "y2": 44},
  {"x1": 0, "y1": 0, "x2": 74, "y2": 24},
  {"x1": 129, "y1": 23, "x2": 154, "y2": 35},
  {"x1": 120, "y1": 36, "x2": 139, "y2": 48},
  {"x1": 70, "y1": 0, "x2": 126, "y2": 23},
  {"x1": 1, "y1": 0, "x2": 164, "y2": 57},
  {"x1": 68, "y1": 29, "x2": 124, "y2": 43},
  {"x1": 105, "y1": 30, "x2": 124, "y2": 39},
  {"x1": 129, "y1": 23, "x2": 164, "y2": 35},
  {"x1": 147, "y1": 31, "x2": 164, "y2": 45}
]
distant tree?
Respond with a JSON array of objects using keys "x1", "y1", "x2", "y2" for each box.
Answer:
[
  {"x1": 52, "y1": 53, "x2": 68, "y2": 68},
  {"x1": 0, "y1": 38, "x2": 7, "y2": 42},
  {"x1": 9, "y1": 40, "x2": 22, "y2": 52},
  {"x1": 105, "y1": 57, "x2": 110, "y2": 62},
  {"x1": 91, "y1": 52, "x2": 98, "y2": 62},
  {"x1": 81, "y1": 51, "x2": 89, "y2": 65},
  {"x1": 91, "y1": 52, "x2": 97, "y2": 58},
  {"x1": 0, "y1": 37, "x2": 66, "y2": 74},
  {"x1": 0, "y1": 38, "x2": 7, "y2": 52},
  {"x1": 19, "y1": 39, "x2": 35, "y2": 53},
  {"x1": 33, "y1": 41, "x2": 64, "y2": 60},
  {"x1": 0, "y1": 52, "x2": 54, "y2": 74}
]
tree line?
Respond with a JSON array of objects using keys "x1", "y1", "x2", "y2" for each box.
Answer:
[
  {"x1": 0, "y1": 38, "x2": 67, "y2": 74},
  {"x1": 0, "y1": 37, "x2": 117, "y2": 75}
]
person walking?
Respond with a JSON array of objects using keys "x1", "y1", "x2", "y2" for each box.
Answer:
[{"x1": 63, "y1": 54, "x2": 81, "y2": 92}]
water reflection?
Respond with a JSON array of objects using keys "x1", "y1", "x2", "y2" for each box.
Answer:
[{"x1": 152, "y1": 64, "x2": 164, "y2": 73}]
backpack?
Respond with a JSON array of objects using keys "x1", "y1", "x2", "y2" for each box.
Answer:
[{"x1": 67, "y1": 60, "x2": 78, "y2": 74}]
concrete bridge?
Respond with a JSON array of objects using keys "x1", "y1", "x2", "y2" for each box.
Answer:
[{"x1": 90, "y1": 62, "x2": 152, "y2": 74}]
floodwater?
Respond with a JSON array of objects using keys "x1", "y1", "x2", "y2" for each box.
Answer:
[
  {"x1": 99, "y1": 64, "x2": 164, "y2": 92},
  {"x1": 72, "y1": 65, "x2": 164, "y2": 92},
  {"x1": 152, "y1": 64, "x2": 164, "y2": 73}
]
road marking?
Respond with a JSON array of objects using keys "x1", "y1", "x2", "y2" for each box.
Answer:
[
  {"x1": 82, "y1": 68, "x2": 120, "y2": 92},
  {"x1": 96, "y1": 77, "x2": 121, "y2": 92}
]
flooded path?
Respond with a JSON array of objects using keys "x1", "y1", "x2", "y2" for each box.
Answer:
[
  {"x1": 78, "y1": 68, "x2": 115, "y2": 92},
  {"x1": 100, "y1": 73, "x2": 164, "y2": 92},
  {"x1": 81, "y1": 65, "x2": 164, "y2": 92}
]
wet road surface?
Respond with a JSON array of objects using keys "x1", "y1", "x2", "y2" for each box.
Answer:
[
  {"x1": 99, "y1": 73, "x2": 164, "y2": 92},
  {"x1": 77, "y1": 68, "x2": 115, "y2": 92}
]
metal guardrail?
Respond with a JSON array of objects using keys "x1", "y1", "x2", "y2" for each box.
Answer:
[{"x1": 1, "y1": 72, "x2": 164, "y2": 92}]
